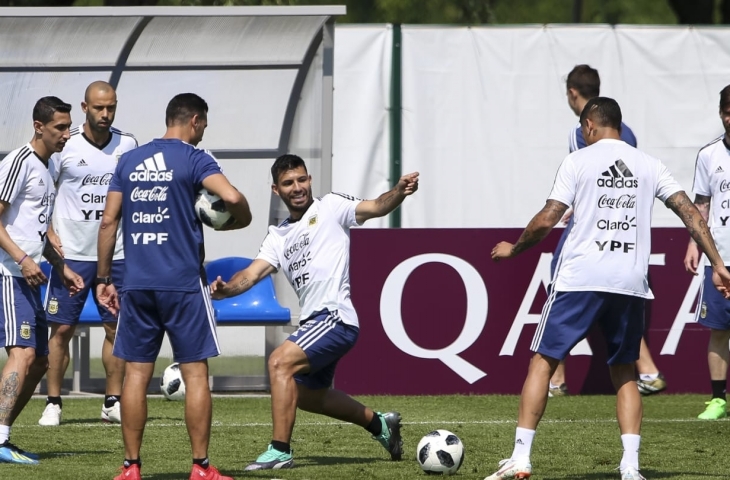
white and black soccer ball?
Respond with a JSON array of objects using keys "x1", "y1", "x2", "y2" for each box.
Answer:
[
  {"x1": 195, "y1": 189, "x2": 234, "y2": 230},
  {"x1": 416, "y1": 429, "x2": 465, "y2": 475},
  {"x1": 160, "y1": 363, "x2": 185, "y2": 401}
]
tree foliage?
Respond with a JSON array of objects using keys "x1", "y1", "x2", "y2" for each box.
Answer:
[{"x1": 0, "y1": 0, "x2": 725, "y2": 25}]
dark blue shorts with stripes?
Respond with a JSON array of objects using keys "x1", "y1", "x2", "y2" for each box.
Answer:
[{"x1": 289, "y1": 308, "x2": 359, "y2": 390}]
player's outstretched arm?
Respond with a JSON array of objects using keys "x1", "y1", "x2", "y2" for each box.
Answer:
[
  {"x1": 492, "y1": 199, "x2": 568, "y2": 262},
  {"x1": 202, "y1": 173, "x2": 252, "y2": 230},
  {"x1": 667, "y1": 191, "x2": 730, "y2": 297},
  {"x1": 355, "y1": 172, "x2": 419, "y2": 224},
  {"x1": 210, "y1": 258, "x2": 277, "y2": 299},
  {"x1": 684, "y1": 194, "x2": 710, "y2": 275}
]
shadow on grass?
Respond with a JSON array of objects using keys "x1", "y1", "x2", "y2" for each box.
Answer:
[
  {"x1": 144, "y1": 473, "x2": 191, "y2": 480},
  {"x1": 560, "y1": 469, "x2": 725, "y2": 479},
  {"x1": 60, "y1": 415, "x2": 169, "y2": 425},
  {"x1": 232, "y1": 456, "x2": 382, "y2": 477}
]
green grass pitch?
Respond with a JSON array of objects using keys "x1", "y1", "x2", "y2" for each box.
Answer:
[{"x1": 4, "y1": 394, "x2": 730, "y2": 479}]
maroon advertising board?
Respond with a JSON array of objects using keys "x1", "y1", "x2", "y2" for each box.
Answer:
[{"x1": 337, "y1": 228, "x2": 707, "y2": 395}]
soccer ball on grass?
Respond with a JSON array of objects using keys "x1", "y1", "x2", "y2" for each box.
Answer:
[
  {"x1": 160, "y1": 363, "x2": 185, "y2": 401},
  {"x1": 416, "y1": 429, "x2": 464, "y2": 475}
]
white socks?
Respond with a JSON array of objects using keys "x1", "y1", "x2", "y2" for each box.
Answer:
[
  {"x1": 639, "y1": 373, "x2": 658, "y2": 381},
  {"x1": 0, "y1": 425, "x2": 10, "y2": 444},
  {"x1": 620, "y1": 434, "x2": 641, "y2": 470},
  {"x1": 549, "y1": 381, "x2": 561, "y2": 389},
  {"x1": 511, "y1": 427, "x2": 535, "y2": 460}
]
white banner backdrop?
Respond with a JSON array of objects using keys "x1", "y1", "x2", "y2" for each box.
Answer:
[
  {"x1": 397, "y1": 25, "x2": 730, "y2": 228},
  {"x1": 332, "y1": 25, "x2": 393, "y2": 228}
]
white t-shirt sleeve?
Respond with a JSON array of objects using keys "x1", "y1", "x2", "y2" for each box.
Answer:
[
  {"x1": 692, "y1": 149, "x2": 711, "y2": 196},
  {"x1": 323, "y1": 193, "x2": 361, "y2": 227},
  {"x1": 547, "y1": 156, "x2": 576, "y2": 207},
  {"x1": 0, "y1": 155, "x2": 29, "y2": 205},
  {"x1": 655, "y1": 162, "x2": 684, "y2": 203},
  {"x1": 255, "y1": 231, "x2": 280, "y2": 270}
]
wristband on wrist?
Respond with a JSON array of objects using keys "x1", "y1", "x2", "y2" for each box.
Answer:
[{"x1": 17, "y1": 254, "x2": 28, "y2": 266}]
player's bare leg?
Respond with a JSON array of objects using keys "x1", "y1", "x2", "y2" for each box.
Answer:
[
  {"x1": 9, "y1": 355, "x2": 47, "y2": 424},
  {"x1": 610, "y1": 363, "x2": 643, "y2": 477},
  {"x1": 269, "y1": 340, "x2": 309, "y2": 443},
  {"x1": 635, "y1": 336, "x2": 667, "y2": 396},
  {"x1": 518, "y1": 353, "x2": 559, "y2": 429},
  {"x1": 39, "y1": 323, "x2": 74, "y2": 426},
  {"x1": 485, "y1": 353, "x2": 556, "y2": 479},
  {"x1": 698, "y1": 329, "x2": 730, "y2": 419},
  {"x1": 101, "y1": 322, "x2": 124, "y2": 423},
  {"x1": 297, "y1": 386, "x2": 403, "y2": 460},
  {"x1": 45, "y1": 322, "x2": 75, "y2": 397},
  {"x1": 297, "y1": 385, "x2": 372, "y2": 425},
  {"x1": 635, "y1": 337, "x2": 658, "y2": 374},
  {"x1": 245, "y1": 340, "x2": 308, "y2": 471},
  {"x1": 0, "y1": 347, "x2": 43, "y2": 465},
  {"x1": 178, "y1": 360, "x2": 212, "y2": 459},
  {"x1": 548, "y1": 360, "x2": 568, "y2": 396},
  {"x1": 102, "y1": 322, "x2": 125, "y2": 395},
  {"x1": 119, "y1": 361, "x2": 154, "y2": 460}
]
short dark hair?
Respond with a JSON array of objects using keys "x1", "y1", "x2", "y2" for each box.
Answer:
[
  {"x1": 165, "y1": 93, "x2": 208, "y2": 127},
  {"x1": 566, "y1": 64, "x2": 600, "y2": 100},
  {"x1": 32, "y1": 96, "x2": 71, "y2": 124},
  {"x1": 580, "y1": 97, "x2": 622, "y2": 131},
  {"x1": 271, "y1": 154, "x2": 307, "y2": 184},
  {"x1": 720, "y1": 85, "x2": 730, "y2": 110}
]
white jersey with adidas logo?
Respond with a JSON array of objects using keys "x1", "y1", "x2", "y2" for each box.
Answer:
[
  {"x1": 256, "y1": 193, "x2": 362, "y2": 327},
  {"x1": 692, "y1": 135, "x2": 730, "y2": 263},
  {"x1": 549, "y1": 138, "x2": 683, "y2": 298},
  {"x1": 50, "y1": 126, "x2": 137, "y2": 261},
  {"x1": 0, "y1": 144, "x2": 56, "y2": 277}
]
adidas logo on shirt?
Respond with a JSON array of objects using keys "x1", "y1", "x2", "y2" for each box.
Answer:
[
  {"x1": 77, "y1": 159, "x2": 88, "y2": 167},
  {"x1": 129, "y1": 152, "x2": 173, "y2": 182},
  {"x1": 38, "y1": 178, "x2": 44, "y2": 186},
  {"x1": 597, "y1": 159, "x2": 638, "y2": 189},
  {"x1": 716, "y1": 165, "x2": 725, "y2": 174}
]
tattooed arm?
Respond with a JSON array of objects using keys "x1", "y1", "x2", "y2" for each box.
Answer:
[
  {"x1": 355, "y1": 172, "x2": 419, "y2": 224},
  {"x1": 668, "y1": 192, "x2": 723, "y2": 269},
  {"x1": 210, "y1": 258, "x2": 277, "y2": 299},
  {"x1": 491, "y1": 200, "x2": 569, "y2": 261},
  {"x1": 683, "y1": 194, "x2": 711, "y2": 274}
]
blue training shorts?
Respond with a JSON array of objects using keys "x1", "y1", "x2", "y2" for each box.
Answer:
[
  {"x1": 697, "y1": 265, "x2": 730, "y2": 331},
  {"x1": 533, "y1": 290, "x2": 644, "y2": 365},
  {"x1": 113, "y1": 279, "x2": 221, "y2": 363},
  {"x1": 289, "y1": 309, "x2": 359, "y2": 390},
  {"x1": 45, "y1": 259, "x2": 124, "y2": 324},
  {"x1": 0, "y1": 275, "x2": 49, "y2": 355}
]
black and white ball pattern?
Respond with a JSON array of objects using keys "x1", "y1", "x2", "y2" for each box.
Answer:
[
  {"x1": 160, "y1": 362, "x2": 186, "y2": 401},
  {"x1": 195, "y1": 189, "x2": 234, "y2": 230},
  {"x1": 416, "y1": 429, "x2": 465, "y2": 475}
]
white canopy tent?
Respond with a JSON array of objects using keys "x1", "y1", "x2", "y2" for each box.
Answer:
[{"x1": 0, "y1": 6, "x2": 345, "y2": 391}]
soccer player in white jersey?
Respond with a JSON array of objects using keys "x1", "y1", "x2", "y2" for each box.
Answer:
[
  {"x1": 684, "y1": 84, "x2": 730, "y2": 420},
  {"x1": 38, "y1": 82, "x2": 137, "y2": 427},
  {"x1": 210, "y1": 154, "x2": 419, "y2": 471},
  {"x1": 0, "y1": 97, "x2": 83, "y2": 464},
  {"x1": 549, "y1": 65, "x2": 666, "y2": 398},
  {"x1": 487, "y1": 97, "x2": 730, "y2": 480}
]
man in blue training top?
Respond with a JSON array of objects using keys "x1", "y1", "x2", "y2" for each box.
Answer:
[
  {"x1": 548, "y1": 65, "x2": 666, "y2": 398},
  {"x1": 96, "y1": 93, "x2": 252, "y2": 480}
]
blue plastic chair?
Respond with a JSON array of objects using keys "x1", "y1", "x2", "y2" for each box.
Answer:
[{"x1": 205, "y1": 257, "x2": 290, "y2": 324}]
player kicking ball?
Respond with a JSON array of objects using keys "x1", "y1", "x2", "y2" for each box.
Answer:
[{"x1": 211, "y1": 154, "x2": 418, "y2": 470}]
